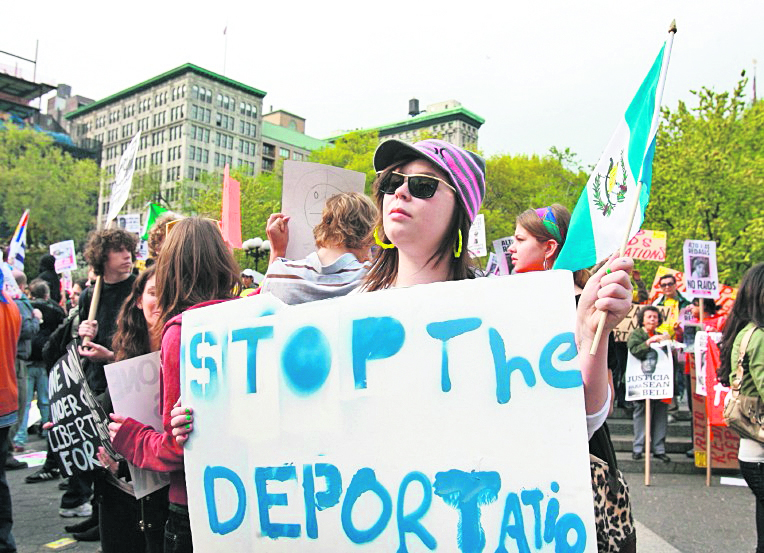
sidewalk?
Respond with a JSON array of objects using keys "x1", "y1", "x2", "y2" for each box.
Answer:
[{"x1": 5, "y1": 436, "x2": 758, "y2": 552}]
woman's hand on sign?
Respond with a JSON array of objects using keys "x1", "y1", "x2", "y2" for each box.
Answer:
[
  {"x1": 97, "y1": 446, "x2": 119, "y2": 475},
  {"x1": 108, "y1": 414, "x2": 126, "y2": 441},
  {"x1": 78, "y1": 342, "x2": 115, "y2": 363},
  {"x1": 578, "y1": 255, "x2": 634, "y2": 342},
  {"x1": 170, "y1": 399, "x2": 193, "y2": 446},
  {"x1": 78, "y1": 320, "x2": 98, "y2": 340}
]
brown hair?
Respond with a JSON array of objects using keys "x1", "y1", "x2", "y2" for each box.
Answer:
[
  {"x1": 363, "y1": 161, "x2": 475, "y2": 291},
  {"x1": 148, "y1": 212, "x2": 183, "y2": 259},
  {"x1": 313, "y1": 193, "x2": 377, "y2": 250},
  {"x1": 84, "y1": 229, "x2": 138, "y2": 276},
  {"x1": 154, "y1": 218, "x2": 240, "y2": 340},
  {"x1": 112, "y1": 266, "x2": 157, "y2": 361},
  {"x1": 515, "y1": 204, "x2": 589, "y2": 289},
  {"x1": 637, "y1": 305, "x2": 664, "y2": 327}
]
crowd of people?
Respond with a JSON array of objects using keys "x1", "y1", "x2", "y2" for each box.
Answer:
[{"x1": 0, "y1": 137, "x2": 760, "y2": 553}]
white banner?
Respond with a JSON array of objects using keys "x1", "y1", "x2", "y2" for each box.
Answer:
[
  {"x1": 181, "y1": 272, "x2": 597, "y2": 552},
  {"x1": 694, "y1": 331, "x2": 723, "y2": 397},
  {"x1": 625, "y1": 344, "x2": 674, "y2": 401},
  {"x1": 467, "y1": 213, "x2": 486, "y2": 257},
  {"x1": 682, "y1": 240, "x2": 719, "y2": 299},
  {"x1": 105, "y1": 352, "x2": 170, "y2": 499},
  {"x1": 106, "y1": 131, "x2": 142, "y2": 224}
]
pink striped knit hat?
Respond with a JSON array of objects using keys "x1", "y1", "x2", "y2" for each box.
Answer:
[{"x1": 373, "y1": 139, "x2": 486, "y2": 223}]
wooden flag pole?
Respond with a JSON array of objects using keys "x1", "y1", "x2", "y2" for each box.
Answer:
[
  {"x1": 82, "y1": 275, "x2": 103, "y2": 346},
  {"x1": 590, "y1": 20, "x2": 677, "y2": 356},
  {"x1": 645, "y1": 399, "x2": 652, "y2": 486}
]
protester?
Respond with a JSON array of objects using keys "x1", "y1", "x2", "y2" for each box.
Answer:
[
  {"x1": 37, "y1": 253, "x2": 62, "y2": 305},
  {"x1": 146, "y1": 212, "x2": 182, "y2": 267},
  {"x1": 628, "y1": 306, "x2": 671, "y2": 463},
  {"x1": 6, "y1": 271, "x2": 40, "y2": 468},
  {"x1": 0, "y1": 270, "x2": 22, "y2": 552},
  {"x1": 716, "y1": 263, "x2": 764, "y2": 553},
  {"x1": 12, "y1": 280, "x2": 65, "y2": 450},
  {"x1": 110, "y1": 217, "x2": 240, "y2": 553},
  {"x1": 260, "y1": 192, "x2": 377, "y2": 304},
  {"x1": 652, "y1": 273, "x2": 690, "y2": 337},
  {"x1": 632, "y1": 269, "x2": 649, "y2": 304},
  {"x1": 239, "y1": 269, "x2": 258, "y2": 297},
  {"x1": 77, "y1": 266, "x2": 169, "y2": 551}
]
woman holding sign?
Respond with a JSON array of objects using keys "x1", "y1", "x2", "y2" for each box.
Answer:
[
  {"x1": 627, "y1": 306, "x2": 671, "y2": 463},
  {"x1": 718, "y1": 263, "x2": 764, "y2": 553},
  {"x1": 110, "y1": 218, "x2": 240, "y2": 553}
]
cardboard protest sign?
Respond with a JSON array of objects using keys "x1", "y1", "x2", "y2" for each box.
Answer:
[
  {"x1": 106, "y1": 131, "x2": 141, "y2": 224},
  {"x1": 105, "y1": 352, "x2": 170, "y2": 499},
  {"x1": 625, "y1": 345, "x2": 674, "y2": 401},
  {"x1": 49, "y1": 240, "x2": 77, "y2": 273},
  {"x1": 467, "y1": 213, "x2": 487, "y2": 257},
  {"x1": 492, "y1": 236, "x2": 514, "y2": 276},
  {"x1": 682, "y1": 240, "x2": 720, "y2": 299},
  {"x1": 282, "y1": 161, "x2": 365, "y2": 260},
  {"x1": 48, "y1": 343, "x2": 119, "y2": 477},
  {"x1": 623, "y1": 229, "x2": 666, "y2": 261},
  {"x1": 181, "y1": 272, "x2": 597, "y2": 552},
  {"x1": 612, "y1": 304, "x2": 672, "y2": 342},
  {"x1": 694, "y1": 331, "x2": 723, "y2": 397}
]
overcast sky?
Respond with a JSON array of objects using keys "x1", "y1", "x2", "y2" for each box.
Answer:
[{"x1": 3, "y1": 0, "x2": 761, "y2": 166}]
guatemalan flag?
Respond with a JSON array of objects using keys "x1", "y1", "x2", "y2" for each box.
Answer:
[
  {"x1": 555, "y1": 41, "x2": 670, "y2": 271},
  {"x1": 7, "y1": 209, "x2": 29, "y2": 271}
]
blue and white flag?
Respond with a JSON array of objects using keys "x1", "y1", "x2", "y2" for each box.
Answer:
[
  {"x1": 555, "y1": 43, "x2": 669, "y2": 271},
  {"x1": 8, "y1": 209, "x2": 29, "y2": 271}
]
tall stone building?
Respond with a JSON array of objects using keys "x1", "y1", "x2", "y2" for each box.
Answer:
[{"x1": 66, "y1": 63, "x2": 266, "y2": 223}]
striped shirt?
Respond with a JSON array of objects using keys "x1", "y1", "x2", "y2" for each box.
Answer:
[{"x1": 260, "y1": 252, "x2": 369, "y2": 305}]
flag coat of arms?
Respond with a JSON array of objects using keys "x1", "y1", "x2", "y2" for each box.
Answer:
[{"x1": 555, "y1": 43, "x2": 667, "y2": 271}]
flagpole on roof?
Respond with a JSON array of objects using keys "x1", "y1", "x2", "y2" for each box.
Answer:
[{"x1": 589, "y1": 20, "x2": 677, "y2": 356}]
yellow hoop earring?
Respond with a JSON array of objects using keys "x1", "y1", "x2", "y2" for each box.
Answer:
[
  {"x1": 374, "y1": 227, "x2": 395, "y2": 249},
  {"x1": 453, "y1": 229, "x2": 463, "y2": 258}
]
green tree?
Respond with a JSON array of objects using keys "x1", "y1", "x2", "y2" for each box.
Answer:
[
  {"x1": 0, "y1": 123, "x2": 100, "y2": 270},
  {"x1": 641, "y1": 76, "x2": 764, "y2": 286}
]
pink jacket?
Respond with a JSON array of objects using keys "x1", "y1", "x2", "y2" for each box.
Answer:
[{"x1": 111, "y1": 299, "x2": 230, "y2": 505}]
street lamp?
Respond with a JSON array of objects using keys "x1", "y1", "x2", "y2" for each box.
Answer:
[{"x1": 242, "y1": 237, "x2": 271, "y2": 273}]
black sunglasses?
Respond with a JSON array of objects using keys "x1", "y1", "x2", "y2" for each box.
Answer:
[{"x1": 378, "y1": 171, "x2": 455, "y2": 199}]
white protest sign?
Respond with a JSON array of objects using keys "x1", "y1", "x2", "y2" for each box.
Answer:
[
  {"x1": 106, "y1": 131, "x2": 142, "y2": 224},
  {"x1": 682, "y1": 240, "x2": 719, "y2": 299},
  {"x1": 282, "y1": 161, "x2": 365, "y2": 260},
  {"x1": 181, "y1": 271, "x2": 597, "y2": 552},
  {"x1": 694, "y1": 331, "x2": 723, "y2": 397},
  {"x1": 493, "y1": 236, "x2": 515, "y2": 275},
  {"x1": 105, "y1": 352, "x2": 171, "y2": 499},
  {"x1": 467, "y1": 213, "x2": 487, "y2": 257},
  {"x1": 625, "y1": 344, "x2": 674, "y2": 401},
  {"x1": 117, "y1": 213, "x2": 142, "y2": 234},
  {"x1": 49, "y1": 240, "x2": 77, "y2": 273}
]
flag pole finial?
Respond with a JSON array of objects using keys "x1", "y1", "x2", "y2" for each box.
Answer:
[{"x1": 669, "y1": 19, "x2": 677, "y2": 34}]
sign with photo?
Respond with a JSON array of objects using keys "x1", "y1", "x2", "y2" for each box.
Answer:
[
  {"x1": 492, "y1": 236, "x2": 514, "y2": 276},
  {"x1": 49, "y1": 240, "x2": 77, "y2": 273},
  {"x1": 467, "y1": 213, "x2": 487, "y2": 257},
  {"x1": 693, "y1": 331, "x2": 723, "y2": 397},
  {"x1": 625, "y1": 344, "x2": 674, "y2": 401},
  {"x1": 682, "y1": 240, "x2": 720, "y2": 299}
]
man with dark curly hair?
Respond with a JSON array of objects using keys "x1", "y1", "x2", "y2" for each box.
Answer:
[{"x1": 30, "y1": 229, "x2": 137, "y2": 524}]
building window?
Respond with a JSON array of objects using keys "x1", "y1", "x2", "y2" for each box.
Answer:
[
  {"x1": 263, "y1": 143, "x2": 275, "y2": 158},
  {"x1": 292, "y1": 152, "x2": 303, "y2": 161},
  {"x1": 279, "y1": 147, "x2": 289, "y2": 158}
]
